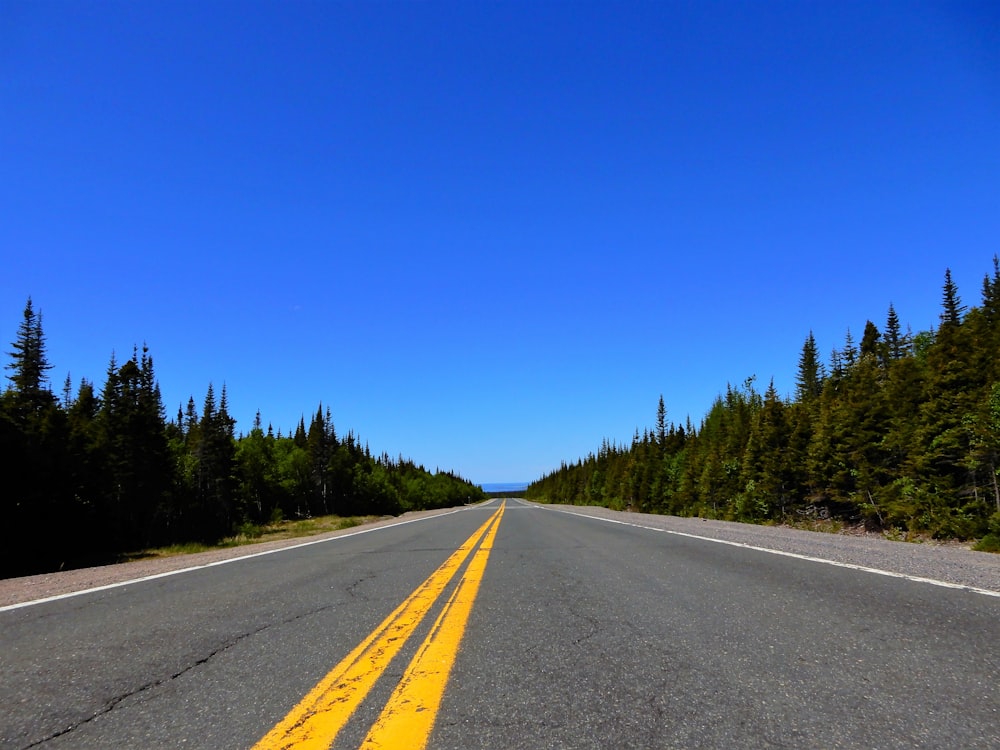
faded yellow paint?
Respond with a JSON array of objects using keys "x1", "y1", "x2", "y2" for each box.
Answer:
[
  {"x1": 360, "y1": 502, "x2": 505, "y2": 750},
  {"x1": 251, "y1": 504, "x2": 504, "y2": 750}
]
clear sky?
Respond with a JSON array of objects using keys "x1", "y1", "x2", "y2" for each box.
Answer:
[{"x1": 2, "y1": 1, "x2": 998, "y2": 485}]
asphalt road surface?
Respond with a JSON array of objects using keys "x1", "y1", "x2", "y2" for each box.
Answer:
[{"x1": 2, "y1": 499, "x2": 997, "y2": 749}]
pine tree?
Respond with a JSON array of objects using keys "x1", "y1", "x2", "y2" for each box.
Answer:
[
  {"x1": 307, "y1": 403, "x2": 332, "y2": 514},
  {"x1": 885, "y1": 304, "x2": 907, "y2": 360},
  {"x1": 1, "y1": 299, "x2": 68, "y2": 574},
  {"x1": 193, "y1": 382, "x2": 237, "y2": 540},
  {"x1": 64, "y1": 377, "x2": 105, "y2": 561},
  {"x1": 5, "y1": 298, "x2": 55, "y2": 412},
  {"x1": 741, "y1": 379, "x2": 791, "y2": 520},
  {"x1": 828, "y1": 347, "x2": 844, "y2": 383},
  {"x1": 236, "y1": 409, "x2": 279, "y2": 523},
  {"x1": 910, "y1": 271, "x2": 980, "y2": 531},
  {"x1": 655, "y1": 395, "x2": 667, "y2": 448},
  {"x1": 859, "y1": 320, "x2": 881, "y2": 361},
  {"x1": 97, "y1": 346, "x2": 171, "y2": 551},
  {"x1": 795, "y1": 332, "x2": 823, "y2": 402},
  {"x1": 940, "y1": 268, "x2": 966, "y2": 328},
  {"x1": 979, "y1": 256, "x2": 1000, "y2": 327},
  {"x1": 218, "y1": 384, "x2": 235, "y2": 441},
  {"x1": 526, "y1": 260, "x2": 1000, "y2": 540},
  {"x1": 842, "y1": 329, "x2": 857, "y2": 368}
]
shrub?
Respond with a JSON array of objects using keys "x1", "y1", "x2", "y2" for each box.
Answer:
[{"x1": 973, "y1": 534, "x2": 1000, "y2": 553}]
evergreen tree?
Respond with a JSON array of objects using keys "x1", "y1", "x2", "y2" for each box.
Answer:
[
  {"x1": 96, "y1": 346, "x2": 171, "y2": 552},
  {"x1": 193, "y1": 383, "x2": 237, "y2": 540},
  {"x1": 0, "y1": 302, "x2": 486, "y2": 576},
  {"x1": 527, "y1": 259, "x2": 1000, "y2": 541},
  {"x1": 5, "y1": 298, "x2": 54, "y2": 409},
  {"x1": 741, "y1": 379, "x2": 791, "y2": 520},
  {"x1": 795, "y1": 332, "x2": 823, "y2": 402},
  {"x1": 306, "y1": 403, "x2": 334, "y2": 515},
  {"x1": 859, "y1": 320, "x2": 881, "y2": 360},
  {"x1": 655, "y1": 395, "x2": 667, "y2": 448},
  {"x1": 979, "y1": 256, "x2": 1000, "y2": 328},
  {"x1": 1, "y1": 300, "x2": 68, "y2": 574},
  {"x1": 62, "y1": 373, "x2": 73, "y2": 408},
  {"x1": 828, "y1": 347, "x2": 845, "y2": 383},
  {"x1": 885, "y1": 304, "x2": 907, "y2": 360},
  {"x1": 63, "y1": 378, "x2": 105, "y2": 561},
  {"x1": 842, "y1": 329, "x2": 857, "y2": 368},
  {"x1": 940, "y1": 268, "x2": 966, "y2": 328},
  {"x1": 236, "y1": 410, "x2": 279, "y2": 523}
]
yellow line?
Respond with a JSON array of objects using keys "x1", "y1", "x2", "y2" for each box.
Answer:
[
  {"x1": 360, "y1": 502, "x2": 505, "y2": 750},
  {"x1": 252, "y1": 504, "x2": 504, "y2": 750}
]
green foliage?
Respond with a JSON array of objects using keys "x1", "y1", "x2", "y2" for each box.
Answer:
[
  {"x1": 528, "y1": 262, "x2": 1000, "y2": 545},
  {"x1": 5, "y1": 298, "x2": 54, "y2": 408},
  {"x1": 974, "y1": 512, "x2": 1000, "y2": 552},
  {"x1": 795, "y1": 332, "x2": 823, "y2": 402},
  {"x1": 0, "y1": 298, "x2": 486, "y2": 578},
  {"x1": 973, "y1": 534, "x2": 1000, "y2": 553},
  {"x1": 235, "y1": 520, "x2": 264, "y2": 539}
]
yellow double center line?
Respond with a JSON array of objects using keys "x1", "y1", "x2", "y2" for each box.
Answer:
[{"x1": 253, "y1": 502, "x2": 505, "y2": 750}]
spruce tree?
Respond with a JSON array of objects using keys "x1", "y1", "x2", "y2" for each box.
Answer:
[
  {"x1": 5, "y1": 298, "x2": 55, "y2": 411},
  {"x1": 1, "y1": 299, "x2": 68, "y2": 574},
  {"x1": 236, "y1": 409, "x2": 278, "y2": 523},
  {"x1": 97, "y1": 347, "x2": 171, "y2": 551},
  {"x1": 940, "y1": 268, "x2": 966, "y2": 328},
  {"x1": 842, "y1": 329, "x2": 857, "y2": 368},
  {"x1": 741, "y1": 379, "x2": 791, "y2": 519},
  {"x1": 193, "y1": 383, "x2": 237, "y2": 539},
  {"x1": 307, "y1": 403, "x2": 332, "y2": 514},
  {"x1": 795, "y1": 332, "x2": 823, "y2": 403},
  {"x1": 655, "y1": 395, "x2": 667, "y2": 448},
  {"x1": 859, "y1": 320, "x2": 881, "y2": 360},
  {"x1": 885, "y1": 304, "x2": 907, "y2": 360},
  {"x1": 980, "y1": 256, "x2": 1000, "y2": 327}
]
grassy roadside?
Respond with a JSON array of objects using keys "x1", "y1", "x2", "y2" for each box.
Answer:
[{"x1": 119, "y1": 514, "x2": 382, "y2": 562}]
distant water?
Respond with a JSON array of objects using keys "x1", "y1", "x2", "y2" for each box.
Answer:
[{"x1": 480, "y1": 482, "x2": 529, "y2": 493}]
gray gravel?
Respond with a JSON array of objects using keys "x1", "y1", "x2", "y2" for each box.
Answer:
[{"x1": 544, "y1": 503, "x2": 1000, "y2": 595}]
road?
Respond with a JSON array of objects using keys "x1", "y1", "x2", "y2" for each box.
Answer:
[{"x1": 2, "y1": 499, "x2": 997, "y2": 749}]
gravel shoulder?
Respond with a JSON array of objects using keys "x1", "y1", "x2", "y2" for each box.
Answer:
[
  {"x1": 0, "y1": 505, "x2": 467, "y2": 609},
  {"x1": 546, "y1": 503, "x2": 1000, "y2": 595},
  {"x1": 4, "y1": 501, "x2": 999, "y2": 608}
]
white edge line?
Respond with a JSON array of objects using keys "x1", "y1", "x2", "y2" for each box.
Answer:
[
  {"x1": 540, "y1": 505, "x2": 1000, "y2": 599},
  {"x1": 0, "y1": 506, "x2": 477, "y2": 613}
]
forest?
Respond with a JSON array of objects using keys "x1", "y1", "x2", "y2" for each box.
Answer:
[
  {"x1": 0, "y1": 302, "x2": 485, "y2": 578},
  {"x1": 527, "y1": 261, "x2": 1000, "y2": 551}
]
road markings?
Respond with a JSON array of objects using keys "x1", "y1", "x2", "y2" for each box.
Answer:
[
  {"x1": 252, "y1": 503, "x2": 505, "y2": 750},
  {"x1": 543, "y1": 505, "x2": 1000, "y2": 598},
  {"x1": 360, "y1": 502, "x2": 504, "y2": 749},
  {"x1": 0, "y1": 507, "x2": 475, "y2": 614}
]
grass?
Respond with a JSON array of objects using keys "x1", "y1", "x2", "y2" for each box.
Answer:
[
  {"x1": 120, "y1": 514, "x2": 377, "y2": 562},
  {"x1": 972, "y1": 534, "x2": 1000, "y2": 553}
]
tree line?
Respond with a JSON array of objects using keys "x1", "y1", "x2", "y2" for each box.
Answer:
[
  {"x1": 527, "y1": 261, "x2": 1000, "y2": 548},
  {"x1": 0, "y1": 301, "x2": 484, "y2": 578}
]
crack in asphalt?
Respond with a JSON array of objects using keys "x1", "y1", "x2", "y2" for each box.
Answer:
[
  {"x1": 567, "y1": 606, "x2": 601, "y2": 647},
  {"x1": 20, "y1": 603, "x2": 339, "y2": 749},
  {"x1": 345, "y1": 574, "x2": 375, "y2": 601}
]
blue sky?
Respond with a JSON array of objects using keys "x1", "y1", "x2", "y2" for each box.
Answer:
[{"x1": 2, "y1": 1, "x2": 998, "y2": 484}]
